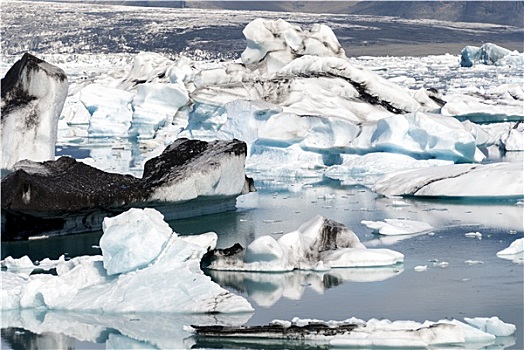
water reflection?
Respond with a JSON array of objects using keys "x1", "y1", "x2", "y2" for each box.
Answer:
[
  {"x1": 1, "y1": 309, "x2": 251, "y2": 350},
  {"x1": 207, "y1": 266, "x2": 403, "y2": 307}
]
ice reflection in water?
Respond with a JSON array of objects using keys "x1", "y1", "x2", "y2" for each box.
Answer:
[
  {"x1": 1, "y1": 309, "x2": 251, "y2": 350},
  {"x1": 207, "y1": 267, "x2": 404, "y2": 307}
]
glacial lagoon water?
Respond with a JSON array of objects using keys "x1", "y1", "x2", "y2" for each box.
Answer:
[
  {"x1": 1, "y1": 3, "x2": 523, "y2": 346},
  {"x1": 2, "y1": 179, "x2": 523, "y2": 349}
]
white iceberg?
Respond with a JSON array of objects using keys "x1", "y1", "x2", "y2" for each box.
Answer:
[
  {"x1": 464, "y1": 316, "x2": 517, "y2": 337},
  {"x1": 206, "y1": 215, "x2": 404, "y2": 272},
  {"x1": 1, "y1": 208, "x2": 253, "y2": 314},
  {"x1": 373, "y1": 162, "x2": 524, "y2": 198},
  {"x1": 241, "y1": 18, "x2": 346, "y2": 73},
  {"x1": 496, "y1": 238, "x2": 524, "y2": 264},
  {"x1": 361, "y1": 219, "x2": 434, "y2": 236}
]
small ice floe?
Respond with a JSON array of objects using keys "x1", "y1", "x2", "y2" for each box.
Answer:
[
  {"x1": 262, "y1": 219, "x2": 283, "y2": 223},
  {"x1": 465, "y1": 260, "x2": 484, "y2": 265},
  {"x1": 390, "y1": 200, "x2": 410, "y2": 207},
  {"x1": 434, "y1": 261, "x2": 449, "y2": 268},
  {"x1": 361, "y1": 218, "x2": 433, "y2": 236},
  {"x1": 496, "y1": 237, "x2": 524, "y2": 264},
  {"x1": 414, "y1": 265, "x2": 427, "y2": 272},
  {"x1": 188, "y1": 316, "x2": 516, "y2": 349},
  {"x1": 205, "y1": 215, "x2": 403, "y2": 272},
  {"x1": 1, "y1": 208, "x2": 253, "y2": 313},
  {"x1": 465, "y1": 231, "x2": 482, "y2": 239},
  {"x1": 464, "y1": 316, "x2": 517, "y2": 337}
]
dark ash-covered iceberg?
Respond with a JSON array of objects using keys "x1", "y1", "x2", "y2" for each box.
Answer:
[
  {"x1": 1, "y1": 138, "x2": 254, "y2": 240},
  {"x1": 1, "y1": 53, "x2": 69, "y2": 172}
]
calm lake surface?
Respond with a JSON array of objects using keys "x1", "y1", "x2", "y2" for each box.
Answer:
[{"x1": 2, "y1": 179, "x2": 523, "y2": 349}]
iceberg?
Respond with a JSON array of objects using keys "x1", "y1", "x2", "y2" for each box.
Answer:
[
  {"x1": 464, "y1": 316, "x2": 517, "y2": 337},
  {"x1": 361, "y1": 219, "x2": 434, "y2": 236},
  {"x1": 373, "y1": 162, "x2": 524, "y2": 198},
  {"x1": 460, "y1": 43, "x2": 522, "y2": 67},
  {"x1": 46, "y1": 19, "x2": 516, "y2": 179},
  {"x1": 496, "y1": 238, "x2": 524, "y2": 264},
  {"x1": 241, "y1": 18, "x2": 346, "y2": 73},
  {"x1": 1, "y1": 138, "x2": 254, "y2": 240},
  {"x1": 189, "y1": 316, "x2": 515, "y2": 348},
  {"x1": 205, "y1": 215, "x2": 404, "y2": 272},
  {"x1": 1, "y1": 208, "x2": 253, "y2": 313},
  {"x1": 1, "y1": 53, "x2": 68, "y2": 172}
]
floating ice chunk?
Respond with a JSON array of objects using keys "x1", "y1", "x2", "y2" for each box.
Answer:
[
  {"x1": 100, "y1": 208, "x2": 173, "y2": 275},
  {"x1": 497, "y1": 238, "x2": 524, "y2": 255},
  {"x1": 464, "y1": 260, "x2": 484, "y2": 265},
  {"x1": 1, "y1": 208, "x2": 253, "y2": 314},
  {"x1": 460, "y1": 43, "x2": 513, "y2": 67},
  {"x1": 464, "y1": 316, "x2": 517, "y2": 337},
  {"x1": 361, "y1": 219, "x2": 433, "y2": 236},
  {"x1": 323, "y1": 248, "x2": 404, "y2": 268},
  {"x1": 465, "y1": 231, "x2": 482, "y2": 239},
  {"x1": 496, "y1": 238, "x2": 524, "y2": 264},
  {"x1": 241, "y1": 19, "x2": 345, "y2": 72},
  {"x1": 206, "y1": 215, "x2": 403, "y2": 272},
  {"x1": 373, "y1": 162, "x2": 523, "y2": 198},
  {"x1": 442, "y1": 94, "x2": 524, "y2": 121},
  {"x1": 191, "y1": 316, "x2": 513, "y2": 347}
]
